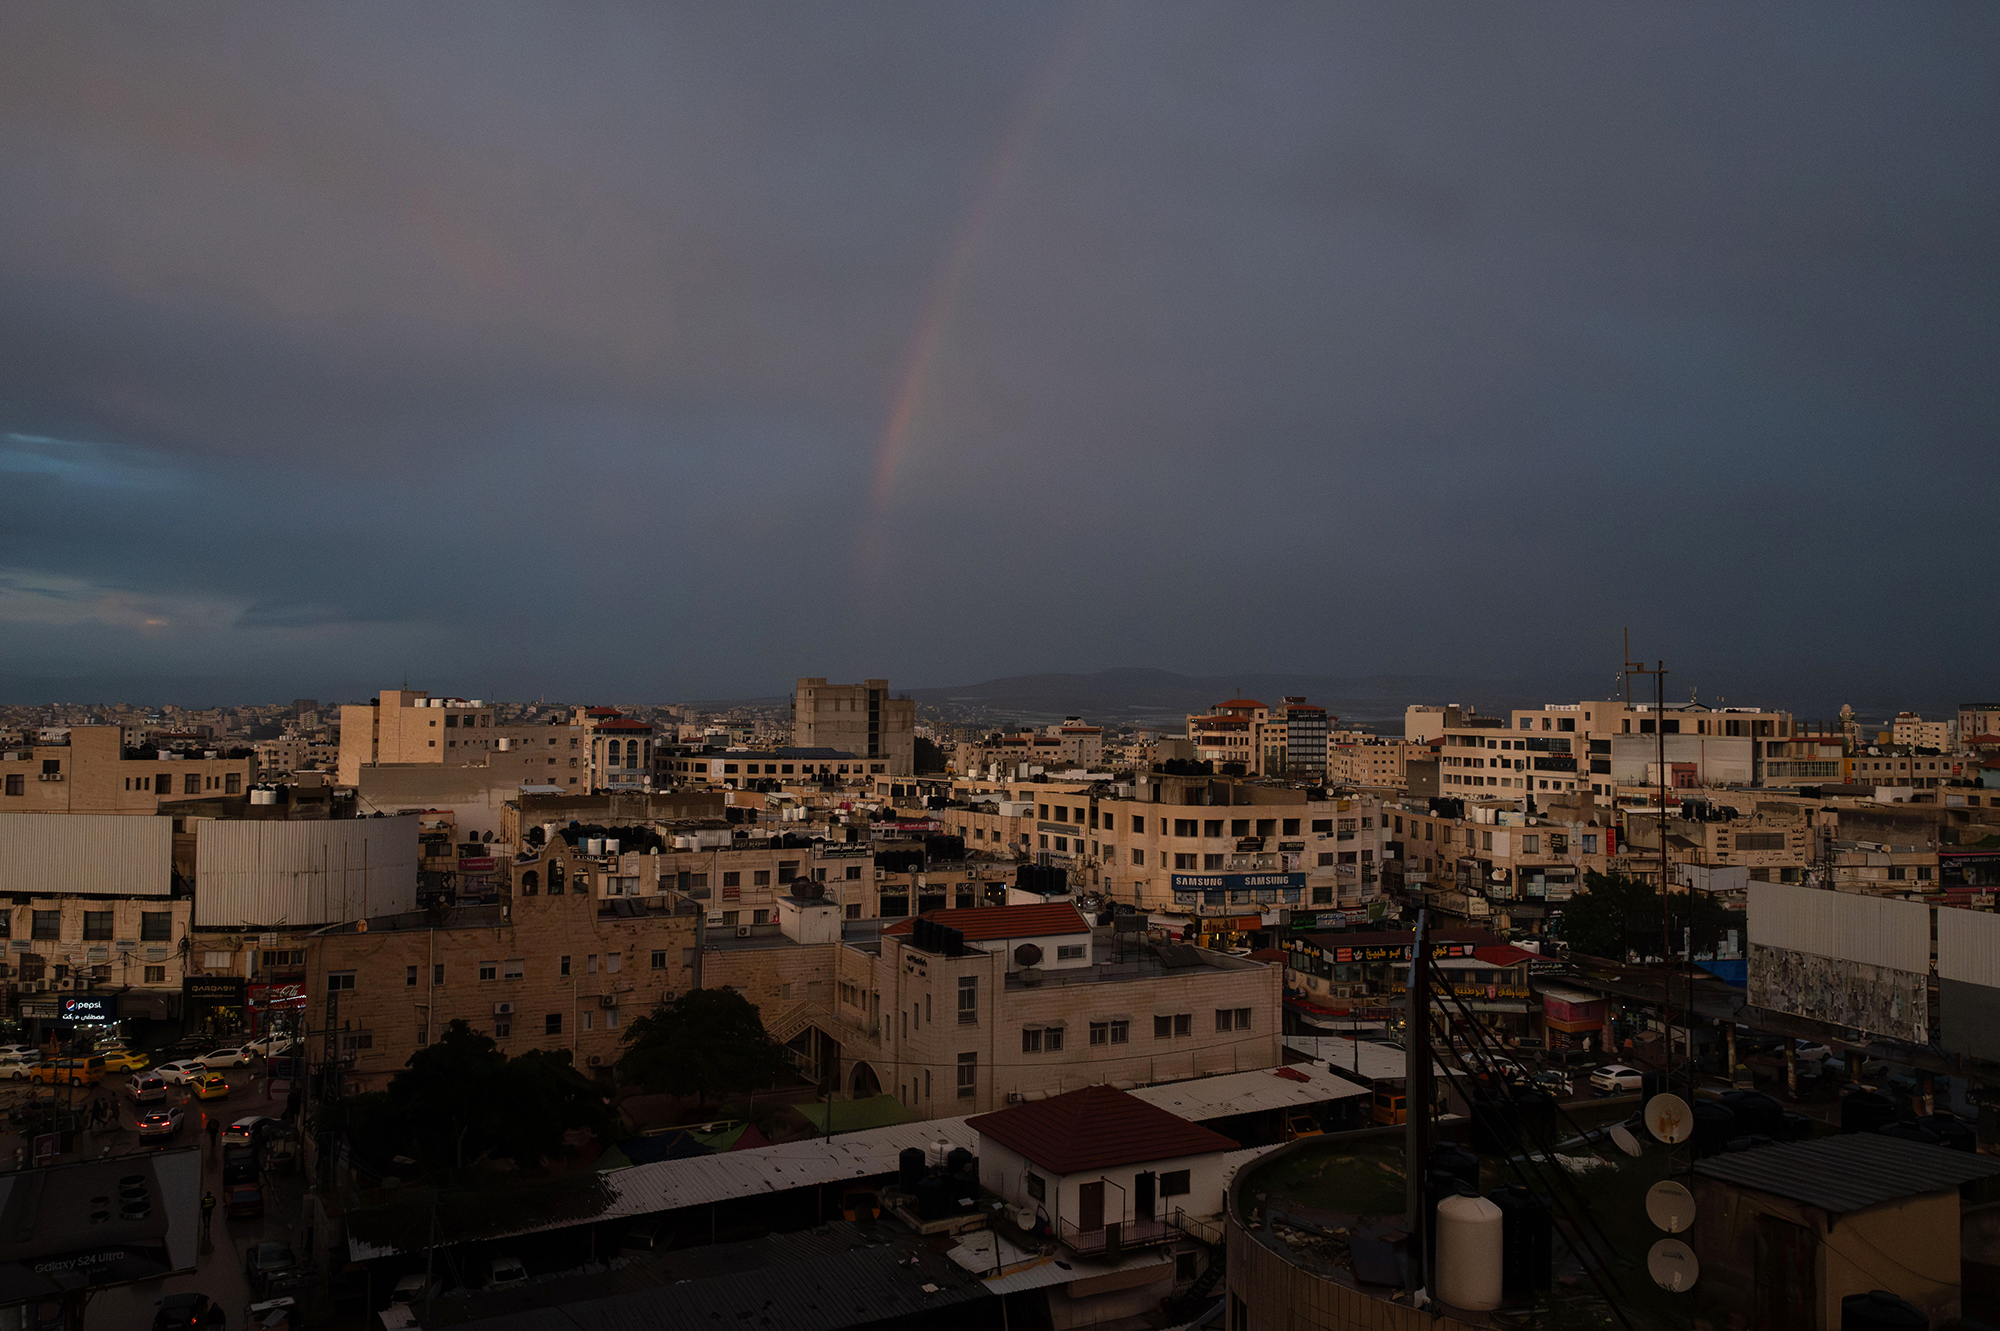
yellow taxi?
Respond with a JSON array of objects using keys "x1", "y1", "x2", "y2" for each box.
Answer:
[
  {"x1": 97, "y1": 1049, "x2": 150, "y2": 1074},
  {"x1": 30, "y1": 1056, "x2": 105, "y2": 1087},
  {"x1": 191, "y1": 1072, "x2": 231, "y2": 1101}
]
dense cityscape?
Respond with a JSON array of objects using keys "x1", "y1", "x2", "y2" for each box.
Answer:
[{"x1": 0, "y1": 678, "x2": 1996, "y2": 1329}]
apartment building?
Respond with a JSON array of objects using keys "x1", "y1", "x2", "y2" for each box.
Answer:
[
  {"x1": 1620, "y1": 799, "x2": 1812, "y2": 886},
  {"x1": 1186, "y1": 698, "x2": 1328, "y2": 778},
  {"x1": 303, "y1": 891, "x2": 701, "y2": 1093},
  {"x1": 0, "y1": 726, "x2": 255, "y2": 813},
  {"x1": 1848, "y1": 748, "x2": 1978, "y2": 791},
  {"x1": 701, "y1": 900, "x2": 1281, "y2": 1114},
  {"x1": 955, "y1": 721, "x2": 1105, "y2": 776},
  {"x1": 664, "y1": 747, "x2": 867, "y2": 786},
  {"x1": 791, "y1": 678, "x2": 916, "y2": 776},
  {"x1": 1960, "y1": 704, "x2": 2000, "y2": 752},
  {"x1": 1327, "y1": 735, "x2": 1414, "y2": 790},
  {"x1": 1892, "y1": 713, "x2": 1953, "y2": 752}
]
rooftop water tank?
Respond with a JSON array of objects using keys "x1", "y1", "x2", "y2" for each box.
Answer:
[
  {"x1": 585, "y1": 838, "x2": 604, "y2": 856},
  {"x1": 1435, "y1": 1193, "x2": 1504, "y2": 1312},
  {"x1": 604, "y1": 838, "x2": 620, "y2": 855}
]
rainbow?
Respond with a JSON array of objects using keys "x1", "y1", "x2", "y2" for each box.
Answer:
[{"x1": 859, "y1": 19, "x2": 1095, "y2": 569}]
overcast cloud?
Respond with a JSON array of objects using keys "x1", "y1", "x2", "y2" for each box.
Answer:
[{"x1": 0, "y1": 4, "x2": 1994, "y2": 705}]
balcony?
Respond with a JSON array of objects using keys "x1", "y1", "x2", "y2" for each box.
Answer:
[{"x1": 1057, "y1": 1214, "x2": 1174, "y2": 1255}]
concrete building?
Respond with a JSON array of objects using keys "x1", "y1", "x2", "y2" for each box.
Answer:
[
  {"x1": 0, "y1": 727, "x2": 254, "y2": 814},
  {"x1": 1327, "y1": 735, "x2": 1414, "y2": 790},
  {"x1": 1892, "y1": 712, "x2": 1953, "y2": 752},
  {"x1": 1960, "y1": 703, "x2": 2000, "y2": 753},
  {"x1": 791, "y1": 678, "x2": 915, "y2": 776}
]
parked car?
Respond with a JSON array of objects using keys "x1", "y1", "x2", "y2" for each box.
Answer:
[
  {"x1": 0, "y1": 1044, "x2": 41, "y2": 1060},
  {"x1": 1529, "y1": 1069, "x2": 1574, "y2": 1098},
  {"x1": 223, "y1": 1144, "x2": 259, "y2": 1184},
  {"x1": 0, "y1": 1053, "x2": 39, "y2": 1080},
  {"x1": 244, "y1": 1240, "x2": 298, "y2": 1285},
  {"x1": 1791, "y1": 1040, "x2": 1833, "y2": 1064},
  {"x1": 223, "y1": 1116, "x2": 280, "y2": 1148},
  {"x1": 135, "y1": 1104, "x2": 184, "y2": 1142},
  {"x1": 153, "y1": 1292, "x2": 228, "y2": 1330},
  {"x1": 195, "y1": 1047, "x2": 254, "y2": 1071},
  {"x1": 127, "y1": 1073, "x2": 169, "y2": 1105},
  {"x1": 30, "y1": 1056, "x2": 104, "y2": 1087},
  {"x1": 484, "y1": 1256, "x2": 528, "y2": 1291},
  {"x1": 1589, "y1": 1064, "x2": 1646, "y2": 1094},
  {"x1": 245, "y1": 1036, "x2": 296, "y2": 1058},
  {"x1": 224, "y1": 1182, "x2": 264, "y2": 1218},
  {"x1": 98, "y1": 1049, "x2": 151, "y2": 1073},
  {"x1": 1282, "y1": 1108, "x2": 1324, "y2": 1141},
  {"x1": 192, "y1": 1073, "x2": 230, "y2": 1101},
  {"x1": 153, "y1": 1061, "x2": 206, "y2": 1087}
]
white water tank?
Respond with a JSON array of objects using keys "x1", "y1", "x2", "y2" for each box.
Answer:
[
  {"x1": 249, "y1": 788, "x2": 279, "y2": 806},
  {"x1": 603, "y1": 838, "x2": 620, "y2": 855},
  {"x1": 1435, "y1": 1193, "x2": 1504, "y2": 1311},
  {"x1": 585, "y1": 838, "x2": 604, "y2": 856},
  {"x1": 927, "y1": 1138, "x2": 951, "y2": 1168}
]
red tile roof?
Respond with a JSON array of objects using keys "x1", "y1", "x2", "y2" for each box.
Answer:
[
  {"x1": 1214, "y1": 699, "x2": 1266, "y2": 710},
  {"x1": 881, "y1": 903, "x2": 1090, "y2": 941},
  {"x1": 968, "y1": 1085, "x2": 1239, "y2": 1173}
]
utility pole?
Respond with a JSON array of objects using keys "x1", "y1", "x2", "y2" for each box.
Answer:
[{"x1": 1404, "y1": 908, "x2": 1431, "y2": 1300}]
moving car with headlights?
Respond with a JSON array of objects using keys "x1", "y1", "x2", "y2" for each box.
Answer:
[
  {"x1": 195, "y1": 1047, "x2": 255, "y2": 1070},
  {"x1": 135, "y1": 1104, "x2": 185, "y2": 1142},
  {"x1": 98, "y1": 1048, "x2": 151, "y2": 1073},
  {"x1": 127, "y1": 1073, "x2": 169, "y2": 1104},
  {"x1": 30, "y1": 1056, "x2": 104, "y2": 1087},
  {"x1": 154, "y1": 1060, "x2": 206, "y2": 1086},
  {"x1": 192, "y1": 1072, "x2": 230, "y2": 1100}
]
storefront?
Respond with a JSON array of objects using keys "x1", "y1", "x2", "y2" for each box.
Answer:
[
  {"x1": 1535, "y1": 982, "x2": 1608, "y2": 1054},
  {"x1": 183, "y1": 976, "x2": 247, "y2": 1039},
  {"x1": 247, "y1": 981, "x2": 307, "y2": 1041}
]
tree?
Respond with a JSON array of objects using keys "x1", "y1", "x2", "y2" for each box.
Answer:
[
  {"x1": 1555, "y1": 871, "x2": 1736, "y2": 962},
  {"x1": 374, "y1": 1021, "x2": 611, "y2": 1172},
  {"x1": 617, "y1": 988, "x2": 795, "y2": 1106}
]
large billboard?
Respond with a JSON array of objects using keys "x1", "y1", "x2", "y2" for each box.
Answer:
[
  {"x1": 0, "y1": 1148, "x2": 201, "y2": 1303},
  {"x1": 1937, "y1": 906, "x2": 2000, "y2": 1061},
  {"x1": 1746, "y1": 882, "x2": 1930, "y2": 1043}
]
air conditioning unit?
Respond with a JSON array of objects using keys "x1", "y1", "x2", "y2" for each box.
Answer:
[
  {"x1": 586, "y1": 1054, "x2": 602, "y2": 1067},
  {"x1": 736, "y1": 926, "x2": 751, "y2": 938},
  {"x1": 598, "y1": 994, "x2": 617, "y2": 1009},
  {"x1": 1006, "y1": 1092, "x2": 1023, "y2": 1104},
  {"x1": 493, "y1": 1002, "x2": 515, "y2": 1016},
  {"x1": 37, "y1": 773, "x2": 62, "y2": 783}
]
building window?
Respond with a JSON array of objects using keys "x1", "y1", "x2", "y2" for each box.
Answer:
[
  {"x1": 144, "y1": 965, "x2": 166, "y2": 984},
  {"x1": 494, "y1": 1017, "x2": 512, "y2": 1038},
  {"x1": 958, "y1": 975, "x2": 978, "y2": 1023},
  {"x1": 607, "y1": 952, "x2": 621, "y2": 973},
  {"x1": 479, "y1": 961, "x2": 498, "y2": 981},
  {"x1": 1089, "y1": 1021, "x2": 1108, "y2": 1045},
  {"x1": 1022, "y1": 1026, "x2": 1064, "y2": 1053},
  {"x1": 651, "y1": 950, "x2": 667, "y2": 970},
  {"x1": 560, "y1": 955, "x2": 571, "y2": 977},
  {"x1": 504, "y1": 958, "x2": 525, "y2": 979},
  {"x1": 545, "y1": 1013, "x2": 563, "y2": 1036},
  {"x1": 845, "y1": 865, "x2": 862, "y2": 880},
  {"x1": 31, "y1": 911, "x2": 58, "y2": 940},
  {"x1": 1203, "y1": 854, "x2": 1224, "y2": 871},
  {"x1": 956, "y1": 1052, "x2": 977, "y2": 1098},
  {"x1": 606, "y1": 1007, "x2": 619, "y2": 1029},
  {"x1": 224, "y1": 774, "x2": 241, "y2": 795},
  {"x1": 434, "y1": 963, "x2": 445, "y2": 984},
  {"x1": 406, "y1": 966, "x2": 418, "y2": 987},
  {"x1": 1111, "y1": 1019, "x2": 1129, "y2": 1044},
  {"x1": 183, "y1": 772, "x2": 201, "y2": 795},
  {"x1": 754, "y1": 870, "x2": 771, "y2": 887},
  {"x1": 1022, "y1": 1027, "x2": 1042, "y2": 1053},
  {"x1": 82, "y1": 911, "x2": 113, "y2": 941},
  {"x1": 140, "y1": 912, "x2": 172, "y2": 941},
  {"x1": 340, "y1": 1031, "x2": 373, "y2": 1052},
  {"x1": 1175, "y1": 1013, "x2": 1191, "y2": 1037},
  {"x1": 327, "y1": 971, "x2": 355, "y2": 992},
  {"x1": 1161, "y1": 1169, "x2": 1191, "y2": 1197},
  {"x1": 1131, "y1": 849, "x2": 1144, "y2": 866},
  {"x1": 520, "y1": 870, "x2": 538, "y2": 895},
  {"x1": 1174, "y1": 853, "x2": 1195, "y2": 870},
  {"x1": 1154, "y1": 1015, "x2": 1172, "y2": 1039},
  {"x1": 1027, "y1": 1172, "x2": 1046, "y2": 1201},
  {"x1": 1215, "y1": 1007, "x2": 1253, "y2": 1032},
  {"x1": 1056, "y1": 944, "x2": 1085, "y2": 961},
  {"x1": 2, "y1": 775, "x2": 18, "y2": 796}
]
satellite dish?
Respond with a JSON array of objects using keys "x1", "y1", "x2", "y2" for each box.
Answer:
[
  {"x1": 1648, "y1": 1238, "x2": 1699, "y2": 1291},
  {"x1": 1014, "y1": 943, "x2": 1044, "y2": 967},
  {"x1": 1646, "y1": 1180, "x2": 1696, "y2": 1234},
  {"x1": 1015, "y1": 1206, "x2": 1037, "y2": 1231},
  {"x1": 1608, "y1": 1124, "x2": 1643, "y2": 1158},
  {"x1": 1645, "y1": 1093, "x2": 1693, "y2": 1144}
]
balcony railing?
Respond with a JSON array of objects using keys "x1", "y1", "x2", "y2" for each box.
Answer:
[{"x1": 1057, "y1": 1214, "x2": 1175, "y2": 1255}]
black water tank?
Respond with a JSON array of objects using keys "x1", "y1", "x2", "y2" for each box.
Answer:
[
  {"x1": 1720, "y1": 1090, "x2": 1785, "y2": 1138},
  {"x1": 1842, "y1": 1088, "x2": 1898, "y2": 1135},
  {"x1": 1777, "y1": 1112, "x2": 1815, "y2": 1142},
  {"x1": 945, "y1": 1147, "x2": 976, "y2": 1180},
  {"x1": 914, "y1": 1176, "x2": 952, "y2": 1221},
  {"x1": 898, "y1": 1147, "x2": 926, "y2": 1189},
  {"x1": 1841, "y1": 1290, "x2": 1927, "y2": 1331},
  {"x1": 1430, "y1": 1144, "x2": 1480, "y2": 1195},
  {"x1": 1692, "y1": 1102, "x2": 1738, "y2": 1157},
  {"x1": 1487, "y1": 1185, "x2": 1552, "y2": 1300},
  {"x1": 1918, "y1": 1114, "x2": 1977, "y2": 1153}
]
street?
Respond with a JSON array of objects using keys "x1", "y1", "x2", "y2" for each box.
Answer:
[{"x1": 0, "y1": 1062, "x2": 306, "y2": 1330}]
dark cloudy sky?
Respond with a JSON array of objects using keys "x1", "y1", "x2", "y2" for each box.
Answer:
[{"x1": 1, "y1": 4, "x2": 1995, "y2": 706}]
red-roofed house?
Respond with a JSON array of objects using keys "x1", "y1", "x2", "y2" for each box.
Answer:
[{"x1": 970, "y1": 1085, "x2": 1240, "y2": 1255}]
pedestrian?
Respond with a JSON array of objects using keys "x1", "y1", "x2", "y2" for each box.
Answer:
[
  {"x1": 199, "y1": 1190, "x2": 215, "y2": 1237},
  {"x1": 205, "y1": 1116, "x2": 220, "y2": 1152}
]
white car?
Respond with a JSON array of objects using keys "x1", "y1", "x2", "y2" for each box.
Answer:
[
  {"x1": 0, "y1": 1044, "x2": 41, "y2": 1060},
  {"x1": 0, "y1": 1054, "x2": 39, "y2": 1081},
  {"x1": 153, "y1": 1060, "x2": 206, "y2": 1086},
  {"x1": 1589, "y1": 1064, "x2": 1646, "y2": 1094},
  {"x1": 485, "y1": 1257, "x2": 528, "y2": 1291},
  {"x1": 1791, "y1": 1039, "x2": 1832, "y2": 1063},
  {"x1": 195, "y1": 1047, "x2": 254, "y2": 1070}
]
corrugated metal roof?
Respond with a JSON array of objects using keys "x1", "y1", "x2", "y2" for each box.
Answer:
[
  {"x1": 349, "y1": 1116, "x2": 981, "y2": 1260},
  {"x1": 1127, "y1": 1064, "x2": 1367, "y2": 1120},
  {"x1": 1692, "y1": 1133, "x2": 2000, "y2": 1213},
  {"x1": 0, "y1": 813, "x2": 172, "y2": 897},
  {"x1": 1282, "y1": 1037, "x2": 1450, "y2": 1081}
]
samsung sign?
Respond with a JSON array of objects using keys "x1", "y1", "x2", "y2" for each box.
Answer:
[{"x1": 1170, "y1": 873, "x2": 1305, "y2": 892}]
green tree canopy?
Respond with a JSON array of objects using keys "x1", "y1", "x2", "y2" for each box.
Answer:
[
  {"x1": 356, "y1": 1021, "x2": 611, "y2": 1173},
  {"x1": 618, "y1": 988, "x2": 796, "y2": 1105},
  {"x1": 1555, "y1": 870, "x2": 1737, "y2": 962}
]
